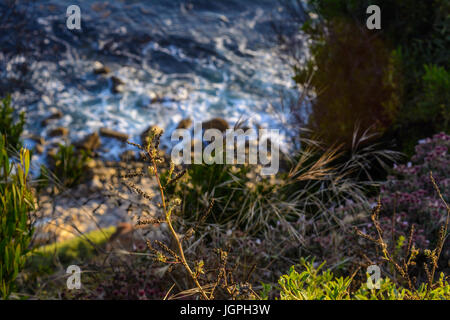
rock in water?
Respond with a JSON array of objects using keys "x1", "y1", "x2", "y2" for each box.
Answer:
[
  {"x1": 147, "y1": 91, "x2": 161, "y2": 104},
  {"x1": 29, "y1": 135, "x2": 45, "y2": 145},
  {"x1": 93, "y1": 61, "x2": 111, "y2": 75},
  {"x1": 35, "y1": 143, "x2": 44, "y2": 154},
  {"x1": 41, "y1": 110, "x2": 63, "y2": 126},
  {"x1": 48, "y1": 127, "x2": 68, "y2": 137},
  {"x1": 176, "y1": 117, "x2": 192, "y2": 129},
  {"x1": 75, "y1": 132, "x2": 101, "y2": 152},
  {"x1": 100, "y1": 128, "x2": 129, "y2": 142},
  {"x1": 202, "y1": 118, "x2": 229, "y2": 132},
  {"x1": 111, "y1": 76, "x2": 125, "y2": 93}
]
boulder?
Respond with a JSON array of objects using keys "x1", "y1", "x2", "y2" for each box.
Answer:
[
  {"x1": 111, "y1": 76, "x2": 125, "y2": 93},
  {"x1": 120, "y1": 150, "x2": 136, "y2": 162},
  {"x1": 99, "y1": 127, "x2": 129, "y2": 142},
  {"x1": 46, "y1": 147, "x2": 58, "y2": 160},
  {"x1": 41, "y1": 110, "x2": 63, "y2": 126},
  {"x1": 75, "y1": 132, "x2": 101, "y2": 152},
  {"x1": 93, "y1": 61, "x2": 111, "y2": 75},
  {"x1": 35, "y1": 143, "x2": 44, "y2": 154},
  {"x1": 176, "y1": 117, "x2": 192, "y2": 129},
  {"x1": 202, "y1": 117, "x2": 229, "y2": 132},
  {"x1": 148, "y1": 91, "x2": 161, "y2": 104},
  {"x1": 89, "y1": 175, "x2": 103, "y2": 191},
  {"x1": 48, "y1": 127, "x2": 68, "y2": 137},
  {"x1": 30, "y1": 135, "x2": 45, "y2": 145}
]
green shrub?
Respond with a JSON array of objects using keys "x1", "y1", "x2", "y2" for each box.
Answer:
[
  {"x1": 394, "y1": 64, "x2": 450, "y2": 154},
  {"x1": 276, "y1": 260, "x2": 353, "y2": 300},
  {"x1": 414, "y1": 65, "x2": 449, "y2": 130},
  {"x1": 0, "y1": 95, "x2": 25, "y2": 155},
  {"x1": 50, "y1": 143, "x2": 91, "y2": 188},
  {"x1": 272, "y1": 259, "x2": 450, "y2": 300},
  {"x1": 170, "y1": 163, "x2": 279, "y2": 231},
  {"x1": 0, "y1": 136, "x2": 34, "y2": 299}
]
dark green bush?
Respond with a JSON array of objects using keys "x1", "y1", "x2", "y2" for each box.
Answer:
[
  {"x1": 405, "y1": 65, "x2": 449, "y2": 141},
  {"x1": 296, "y1": 0, "x2": 449, "y2": 154},
  {"x1": 306, "y1": 0, "x2": 449, "y2": 68},
  {"x1": 418, "y1": 65, "x2": 450, "y2": 130},
  {"x1": 0, "y1": 136, "x2": 34, "y2": 299},
  {"x1": 296, "y1": 17, "x2": 401, "y2": 147}
]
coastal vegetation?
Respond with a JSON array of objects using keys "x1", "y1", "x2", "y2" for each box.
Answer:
[
  {"x1": 0, "y1": 0, "x2": 448, "y2": 300},
  {"x1": 290, "y1": 0, "x2": 449, "y2": 155}
]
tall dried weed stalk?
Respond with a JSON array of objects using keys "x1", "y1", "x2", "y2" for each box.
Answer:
[{"x1": 124, "y1": 128, "x2": 258, "y2": 300}]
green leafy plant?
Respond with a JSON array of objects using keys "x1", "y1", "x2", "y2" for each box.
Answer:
[
  {"x1": 415, "y1": 65, "x2": 449, "y2": 131},
  {"x1": 297, "y1": 18, "x2": 401, "y2": 147},
  {"x1": 50, "y1": 143, "x2": 91, "y2": 188},
  {"x1": 0, "y1": 95, "x2": 25, "y2": 155},
  {"x1": 0, "y1": 136, "x2": 34, "y2": 299},
  {"x1": 277, "y1": 259, "x2": 354, "y2": 300},
  {"x1": 274, "y1": 258, "x2": 449, "y2": 300}
]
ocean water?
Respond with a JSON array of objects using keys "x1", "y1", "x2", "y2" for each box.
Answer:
[{"x1": 1, "y1": 0, "x2": 306, "y2": 163}]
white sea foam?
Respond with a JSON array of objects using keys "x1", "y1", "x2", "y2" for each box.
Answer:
[{"x1": 7, "y1": 0, "x2": 306, "y2": 164}]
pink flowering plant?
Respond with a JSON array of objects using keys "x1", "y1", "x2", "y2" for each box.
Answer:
[{"x1": 361, "y1": 133, "x2": 449, "y2": 266}]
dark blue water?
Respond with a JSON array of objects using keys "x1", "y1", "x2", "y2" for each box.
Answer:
[{"x1": 0, "y1": 0, "x2": 305, "y2": 161}]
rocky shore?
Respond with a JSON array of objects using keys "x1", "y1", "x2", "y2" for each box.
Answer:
[
  {"x1": 32, "y1": 112, "x2": 289, "y2": 249},
  {"x1": 33, "y1": 156, "x2": 163, "y2": 247},
  {"x1": 31, "y1": 115, "x2": 232, "y2": 249}
]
